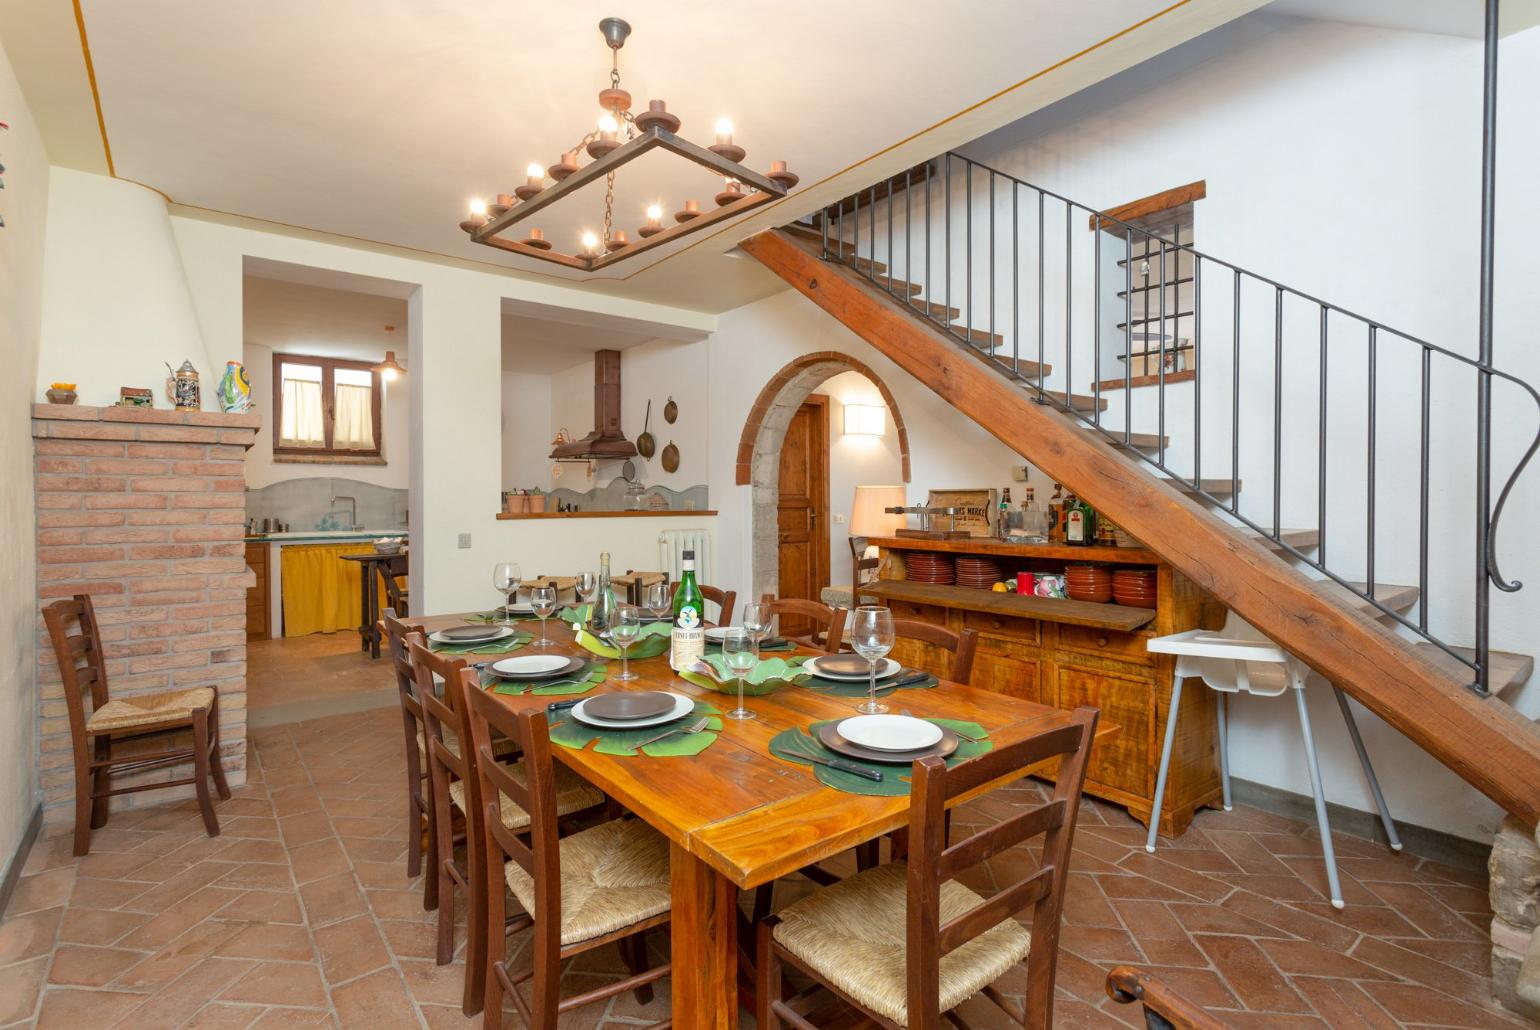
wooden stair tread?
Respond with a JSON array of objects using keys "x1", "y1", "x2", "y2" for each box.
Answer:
[
  {"x1": 1097, "y1": 429, "x2": 1168, "y2": 450},
  {"x1": 1307, "y1": 580, "x2": 1420, "y2": 620},
  {"x1": 1159, "y1": 476, "x2": 1241, "y2": 498},
  {"x1": 1240, "y1": 527, "x2": 1320, "y2": 553},
  {"x1": 1415, "y1": 643, "x2": 1534, "y2": 699},
  {"x1": 865, "y1": 580, "x2": 1157, "y2": 632},
  {"x1": 1019, "y1": 383, "x2": 1110, "y2": 413}
]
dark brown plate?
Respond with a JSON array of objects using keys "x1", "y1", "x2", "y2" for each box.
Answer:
[
  {"x1": 816, "y1": 721, "x2": 959, "y2": 764},
  {"x1": 489, "y1": 655, "x2": 586, "y2": 681},
  {"x1": 582, "y1": 691, "x2": 676, "y2": 721},
  {"x1": 439, "y1": 625, "x2": 508, "y2": 642},
  {"x1": 812, "y1": 654, "x2": 877, "y2": 676}
]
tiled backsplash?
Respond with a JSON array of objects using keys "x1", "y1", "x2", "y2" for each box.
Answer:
[{"x1": 246, "y1": 477, "x2": 409, "y2": 530}]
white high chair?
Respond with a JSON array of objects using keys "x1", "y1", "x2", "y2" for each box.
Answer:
[{"x1": 1145, "y1": 611, "x2": 1402, "y2": 909}]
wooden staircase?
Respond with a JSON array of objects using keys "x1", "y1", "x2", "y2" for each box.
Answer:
[{"x1": 741, "y1": 225, "x2": 1540, "y2": 824}]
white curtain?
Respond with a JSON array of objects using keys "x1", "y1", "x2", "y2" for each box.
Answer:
[
  {"x1": 280, "y1": 379, "x2": 325, "y2": 447},
  {"x1": 333, "y1": 383, "x2": 375, "y2": 450}
]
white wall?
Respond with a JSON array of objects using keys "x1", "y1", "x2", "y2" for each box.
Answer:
[
  {"x1": 813, "y1": 372, "x2": 905, "y2": 586},
  {"x1": 818, "y1": 11, "x2": 1540, "y2": 843},
  {"x1": 38, "y1": 168, "x2": 213, "y2": 407},
  {"x1": 243, "y1": 341, "x2": 411, "y2": 490},
  {"x1": 0, "y1": 34, "x2": 49, "y2": 874},
  {"x1": 501, "y1": 370, "x2": 552, "y2": 492}
]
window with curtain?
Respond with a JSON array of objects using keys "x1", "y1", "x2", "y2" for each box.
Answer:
[{"x1": 273, "y1": 353, "x2": 383, "y2": 460}]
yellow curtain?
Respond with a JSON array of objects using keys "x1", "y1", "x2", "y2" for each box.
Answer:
[
  {"x1": 280, "y1": 378, "x2": 325, "y2": 447},
  {"x1": 334, "y1": 382, "x2": 375, "y2": 450},
  {"x1": 281, "y1": 543, "x2": 376, "y2": 636}
]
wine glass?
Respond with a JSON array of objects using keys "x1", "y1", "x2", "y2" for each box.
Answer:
[
  {"x1": 721, "y1": 629, "x2": 757, "y2": 721},
  {"x1": 645, "y1": 581, "x2": 672, "y2": 625},
  {"x1": 741, "y1": 602, "x2": 772, "y2": 662},
  {"x1": 610, "y1": 605, "x2": 641, "y2": 682},
  {"x1": 575, "y1": 571, "x2": 598, "y2": 621},
  {"x1": 849, "y1": 605, "x2": 895, "y2": 714},
  {"x1": 529, "y1": 584, "x2": 558, "y2": 647},
  {"x1": 492, "y1": 562, "x2": 521, "y2": 626}
]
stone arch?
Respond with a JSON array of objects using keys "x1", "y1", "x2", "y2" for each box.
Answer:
[{"x1": 736, "y1": 351, "x2": 912, "y2": 600}]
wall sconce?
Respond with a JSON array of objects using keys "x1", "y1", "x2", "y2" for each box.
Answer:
[{"x1": 843, "y1": 403, "x2": 886, "y2": 437}]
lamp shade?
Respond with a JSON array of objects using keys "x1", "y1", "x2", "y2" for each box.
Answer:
[{"x1": 850, "y1": 485, "x2": 907, "y2": 538}]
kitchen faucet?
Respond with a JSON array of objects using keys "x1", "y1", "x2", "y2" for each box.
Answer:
[{"x1": 329, "y1": 488, "x2": 359, "y2": 531}]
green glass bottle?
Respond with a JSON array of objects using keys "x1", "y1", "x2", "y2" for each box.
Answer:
[
  {"x1": 588, "y1": 551, "x2": 617, "y2": 635},
  {"x1": 1064, "y1": 496, "x2": 1097, "y2": 546},
  {"x1": 669, "y1": 550, "x2": 705, "y2": 671}
]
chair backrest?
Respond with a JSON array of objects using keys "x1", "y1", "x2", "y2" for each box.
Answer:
[
  {"x1": 406, "y1": 636, "x2": 476, "y2": 817},
  {"x1": 460, "y1": 677, "x2": 563, "y2": 952},
  {"x1": 381, "y1": 557, "x2": 409, "y2": 616},
  {"x1": 905, "y1": 707, "x2": 1100, "y2": 1029},
  {"x1": 759, "y1": 594, "x2": 847, "y2": 653},
  {"x1": 669, "y1": 582, "x2": 737, "y2": 627},
  {"x1": 380, "y1": 610, "x2": 427, "y2": 774},
  {"x1": 891, "y1": 619, "x2": 979, "y2": 685},
  {"x1": 41, "y1": 595, "x2": 110, "y2": 751}
]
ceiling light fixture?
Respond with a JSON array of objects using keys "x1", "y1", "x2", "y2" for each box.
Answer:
[
  {"x1": 372, "y1": 326, "x2": 406, "y2": 380},
  {"x1": 458, "y1": 17, "x2": 797, "y2": 271}
]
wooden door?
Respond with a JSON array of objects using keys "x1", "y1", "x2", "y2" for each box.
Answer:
[{"x1": 777, "y1": 395, "x2": 830, "y2": 636}]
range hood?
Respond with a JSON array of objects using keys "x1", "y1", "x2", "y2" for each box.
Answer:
[{"x1": 550, "y1": 349, "x2": 638, "y2": 460}]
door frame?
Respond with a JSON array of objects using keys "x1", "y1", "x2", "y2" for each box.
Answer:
[{"x1": 776, "y1": 394, "x2": 831, "y2": 602}]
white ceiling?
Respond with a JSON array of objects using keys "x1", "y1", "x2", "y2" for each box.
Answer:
[
  {"x1": 243, "y1": 275, "x2": 406, "y2": 361},
  {"x1": 501, "y1": 313, "x2": 657, "y2": 376},
  {"x1": 1269, "y1": 0, "x2": 1540, "y2": 38}
]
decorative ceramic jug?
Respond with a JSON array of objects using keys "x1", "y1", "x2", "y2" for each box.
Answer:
[
  {"x1": 217, "y1": 360, "x2": 252, "y2": 413},
  {"x1": 165, "y1": 360, "x2": 200, "y2": 411}
]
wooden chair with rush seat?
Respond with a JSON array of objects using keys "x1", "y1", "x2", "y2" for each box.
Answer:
[
  {"x1": 407, "y1": 635, "x2": 605, "y2": 1016},
  {"x1": 757, "y1": 707, "x2": 1100, "y2": 1029},
  {"x1": 668, "y1": 580, "x2": 737, "y2": 627},
  {"x1": 379, "y1": 609, "x2": 433, "y2": 906},
  {"x1": 892, "y1": 619, "x2": 980, "y2": 685},
  {"x1": 759, "y1": 594, "x2": 847, "y2": 653},
  {"x1": 43, "y1": 594, "x2": 231, "y2": 856},
  {"x1": 454, "y1": 667, "x2": 673, "y2": 1027}
]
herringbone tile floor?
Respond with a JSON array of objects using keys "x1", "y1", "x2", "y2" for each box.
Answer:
[{"x1": 0, "y1": 674, "x2": 1525, "y2": 1027}]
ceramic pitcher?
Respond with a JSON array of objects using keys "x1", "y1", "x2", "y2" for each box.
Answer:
[{"x1": 217, "y1": 360, "x2": 252, "y2": 413}]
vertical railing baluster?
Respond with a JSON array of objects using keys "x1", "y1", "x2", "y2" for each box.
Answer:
[
  {"x1": 1274, "y1": 286, "x2": 1283, "y2": 538},
  {"x1": 925, "y1": 162, "x2": 932, "y2": 321},
  {"x1": 1093, "y1": 214, "x2": 1102, "y2": 425},
  {"x1": 886, "y1": 176, "x2": 894, "y2": 294},
  {"x1": 1193, "y1": 255, "x2": 1203, "y2": 484},
  {"x1": 1038, "y1": 191, "x2": 1045, "y2": 396},
  {"x1": 821, "y1": 205, "x2": 829, "y2": 260},
  {"x1": 945, "y1": 156, "x2": 952, "y2": 334},
  {"x1": 989, "y1": 172, "x2": 996, "y2": 360},
  {"x1": 1157, "y1": 240, "x2": 1167, "y2": 468},
  {"x1": 966, "y1": 161, "x2": 974, "y2": 348},
  {"x1": 905, "y1": 168, "x2": 913, "y2": 310},
  {"x1": 1066, "y1": 202, "x2": 1073, "y2": 412},
  {"x1": 1420, "y1": 347, "x2": 1432, "y2": 632},
  {"x1": 1231, "y1": 271, "x2": 1241, "y2": 515},
  {"x1": 1474, "y1": 0, "x2": 1500, "y2": 693},
  {"x1": 1367, "y1": 325, "x2": 1378, "y2": 599},
  {"x1": 1318, "y1": 304, "x2": 1328, "y2": 567},
  {"x1": 1012, "y1": 185, "x2": 1020, "y2": 377},
  {"x1": 1124, "y1": 228, "x2": 1133, "y2": 440},
  {"x1": 868, "y1": 185, "x2": 876, "y2": 282}
]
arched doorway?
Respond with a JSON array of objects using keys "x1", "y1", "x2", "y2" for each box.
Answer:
[{"x1": 736, "y1": 351, "x2": 912, "y2": 600}]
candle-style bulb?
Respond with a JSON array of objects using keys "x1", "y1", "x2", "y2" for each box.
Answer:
[
  {"x1": 525, "y1": 163, "x2": 543, "y2": 180},
  {"x1": 646, "y1": 204, "x2": 663, "y2": 221},
  {"x1": 714, "y1": 117, "x2": 734, "y2": 137},
  {"x1": 469, "y1": 198, "x2": 488, "y2": 216},
  {"x1": 581, "y1": 231, "x2": 600, "y2": 252},
  {"x1": 598, "y1": 113, "x2": 619, "y2": 134}
]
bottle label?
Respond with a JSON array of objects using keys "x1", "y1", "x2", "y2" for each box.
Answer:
[
  {"x1": 670, "y1": 625, "x2": 704, "y2": 671},
  {"x1": 1067, "y1": 510, "x2": 1085, "y2": 542}
]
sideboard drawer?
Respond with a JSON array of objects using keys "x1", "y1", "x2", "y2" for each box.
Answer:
[
  {"x1": 1057, "y1": 624, "x2": 1155, "y2": 666},
  {"x1": 961, "y1": 609, "x2": 1041, "y2": 645}
]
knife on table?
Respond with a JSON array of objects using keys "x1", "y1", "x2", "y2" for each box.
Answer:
[{"x1": 799, "y1": 749, "x2": 884, "y2": 782}]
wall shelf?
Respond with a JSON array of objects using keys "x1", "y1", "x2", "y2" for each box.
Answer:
[{"x1": 864, "y1": 580, "x2": 1157, "y2": 632}]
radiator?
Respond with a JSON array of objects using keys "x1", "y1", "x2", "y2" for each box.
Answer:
[{"x1": 659, "y1": 529, "x2": 712, "y2": 584}]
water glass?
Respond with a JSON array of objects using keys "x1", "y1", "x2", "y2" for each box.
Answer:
[
  {"x1": 721, "y1": 629, "x2": 757, "y2": 721},
  {"x1": 530, "y1": 585, "x2": 558, "y2": 647},
  {"x1": 610, "y1": 605, "x2": 642, "y2": 682},
  {"x1": 576, "y1": 571, "x2": 598, "y2": 620},
  {"x1": 492, "y1": 562, "x2": 521, "y2": 626},
  {"x1": 645, "y1": 581, "x2": 672, "y2": 624},
  {"x1": 741, "y1": 602, "x2": 772, "y2": 662},
  {"x1": 850, "y1": 605, "x2": 895, "y2": 714}
]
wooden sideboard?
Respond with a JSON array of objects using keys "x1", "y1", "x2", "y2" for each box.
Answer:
[
  {"x1": 245, "y1": 541, "x2": 271, "y2": 641},
  {"x1": 868, "y1": 536, "x2": 1225, "y2": 837}
]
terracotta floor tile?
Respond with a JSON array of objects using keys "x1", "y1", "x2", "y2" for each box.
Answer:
[
  {"x1": 4, "y1": 868, "x2": 76, "y2": 917},
  {"x1": 248, "y1": 1007, "x2": 337, "y2": 1027},
  {"x1": 182, "y1": 1000, "x2": 273, "y2": 1027},
  {"x1": 297, "y1": 872, "x2": 368, "y2": 928},
  {"x1": 67, "y1": 875, "x2": 155, "y2": 910},
  {"x1": 46, "y1": 943, "x2": 148, "y2": 987},
  {"x1": 215, "y1": 890, "x2": 305, "y2": 925},
  {"x1": 114, "y1": 956, "x2": 260, "y2": 1030},
  {"x1": 118, "y1": 885, "x2": 247, "y2": 950},
  {"x1": 289, "y1": 838, "x2": 352, "y2": 886},
  {"x1": 1255, "y1": 937, "x2": 1395, "y2": 980},
  {"x1": 214, "y1": 922, "x2": 315, "y2": 962},
  {"x1": 396, "y1": 957, "x2": 470, "y2": 1008},
  {"x1": 1350, "y1": 936, "x2": 1506, "y2": 1010},
  {"x1": 0, "y1": 955, "x2": 49, "y2": 1024},
  {"x1": 33, "y1": 986, "x2": 151, "y2": 1029},
  {"x1": 312, "y1": 915, "x2": 392, "y2": 985},
  {"x1": 111, "y1": 919, "x2": 249, "y2": 991},
  {"x1": 1290, "y1": 976, "x2": 1401, "y2": 1030},
  {"x1": 1364, "y1": 880, "x2": 1488, "y2": 941},
  {"x1": 328, "y1": 967, "x2": 421, "y2": 1030},
  {"x1": 1193, "y1": 934, "x2": 1310, "y2": 1013},
  {"x1": 219, "y1": 862, "x2": 297, "y2": 891},
  {"x1": 219, "y1": 961, "x2": 329, "y2": 1007},
  {"x1": 1219, "y1": 891, "x2": 1358, "y2": 950},
  {"x1": 1358, "y1": 981, "x2": 1529, "y2": 1028},
  {"x1": 0, "y1": 906, "x2": 64, "y2": 964}
]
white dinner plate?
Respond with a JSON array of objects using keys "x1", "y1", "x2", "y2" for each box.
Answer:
[
  {"x1": 802, "y1": 656, "x2": 901, "y2": 682},
  {"x1": 489, "y1": 655, "x2": 576, "y2": 679},
  {"x1": 427, "y1": 626, "x2": 513, "y2": 646},
  {"x1": 837, "y1": 715, "x2": 943, "y2": 753},
  {"x1": 704, "y1": 626, "x2": 751, "y2": 642},
  {"x1": 500, "y1": 603, "x2": 536, "y2": 616},
  {"x1": 570, "y1": 692, "x2": 694, "y2": 729}
]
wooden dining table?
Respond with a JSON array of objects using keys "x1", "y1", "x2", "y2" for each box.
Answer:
[{"x1": 417, "y1": 610, "x2": 1107, "y2": 1028}]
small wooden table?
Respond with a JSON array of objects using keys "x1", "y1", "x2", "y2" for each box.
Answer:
[
  {"x1": 417, "y1": 611, "x2": 1105, "y2": 1027},
  {"x1": 342, "y1": 552, "x2": 405, "y2": 659}
]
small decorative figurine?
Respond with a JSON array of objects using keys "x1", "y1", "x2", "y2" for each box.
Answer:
[
  {"x1": 45, "y1": 382, "x2": 78, "y2": 405},
  {"x1": 217, "y1": 360, "x2": 252, "y2": 413},
  {"x1": 118, "y1": 387, "x2": 153, "y2": 408},
  {"x1": 165, "y1": 360, "x2": 200, "y2": 411}
]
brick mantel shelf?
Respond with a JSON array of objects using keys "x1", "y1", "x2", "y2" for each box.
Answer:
[{"x1": 32, "y1": 404, "x2": 262, "y2": 817}]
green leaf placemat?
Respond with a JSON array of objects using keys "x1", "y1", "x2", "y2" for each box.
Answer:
[
  {"x1": 548, "y1": 699, "x2": 723, "y2": 757},
  {"x1": 465, "y1": 610, "x2": 538, "y2": 624},
  {"x1": 429, "y1": 631, "x2": 532, "y2": 656},
  {"x1": 794, "y1": 668, "x2": 939, "y2": 698},
  {"x1": 704, "y1": 638, "x2": 796, "y2": 654},
  {"x1": 767, "y1": 718, "x2": 991, "y2": 796},
  {"x1": 574, "y1": 623, "x2": 671, "y2": 660},
  {"x1": 679, "y1": 653, "x2": 808, "y2": 697},
  {"x1": 483, "y1": 661, "x2": 608, "y2": 697}
]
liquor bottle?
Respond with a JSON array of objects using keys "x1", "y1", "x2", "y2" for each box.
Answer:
[
  {"x1": 1047, "y1": 484, "x2": 1065, "y2": 542},
  {"x1": 669, "y1": 549, "x2": 706, "y2": 671},
  {"x1": 1065, "y1": 496, "x2": 1096, "y2": 546},
  {"x1": 588, "y1": 552, "x2": 617, "y2": 635},
  {"x1": 998, "y1": 488, "x2": 1012, "y2": 538}
]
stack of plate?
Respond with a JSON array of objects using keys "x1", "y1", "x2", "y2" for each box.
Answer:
[
  {"x1": 486, "y1": 654, "x2": 585, "y2": 680},
  {"x1": 1064, "y1": 564, "x2": 1113, "y2": 603},
  {"x1": 954, "y1": 555, "x2": 1004, "y2": 589},
  {"x1": 818, "y1": 714, "x2": 960, "y2": 763},
  {"x1": 1112, "y1": 567, "x2": 1157, "y2": 608},
  {"x1": 427, "y1": 625, "x2": 515, "y2": 646},
  {"x1": 568, "y1": 691, "x2": 694, "y2": 729},
  {"x1": 904, "y1": 551, "x2": 955, "y2": 584}
]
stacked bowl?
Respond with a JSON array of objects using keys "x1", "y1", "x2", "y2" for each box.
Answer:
[
  {"x1": 904, "y1": 552, "x2": 955, "y2": 585},
  {"x1": 1112, "y1": 567, "x2": 1157, "y2": 608},
  {"x1": 1064, "y1": 564, "x2": 1113, "y2": 603},
  {"x1": 955, "y1": 555, "x2": 1004, "y2": 589}
]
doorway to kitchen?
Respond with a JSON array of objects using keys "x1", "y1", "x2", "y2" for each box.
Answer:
[{"x1": 776, "y1": 395, "x2": 830, "y2": 636}]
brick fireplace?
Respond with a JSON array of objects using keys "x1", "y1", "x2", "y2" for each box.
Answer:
[{"x1": 32, "y1": 404, "x2": 259, "y2": 818}]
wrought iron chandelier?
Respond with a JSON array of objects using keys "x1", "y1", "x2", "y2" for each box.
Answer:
[{"x1": 457, "y1": 17, "x2": 797, "y2": 271}]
